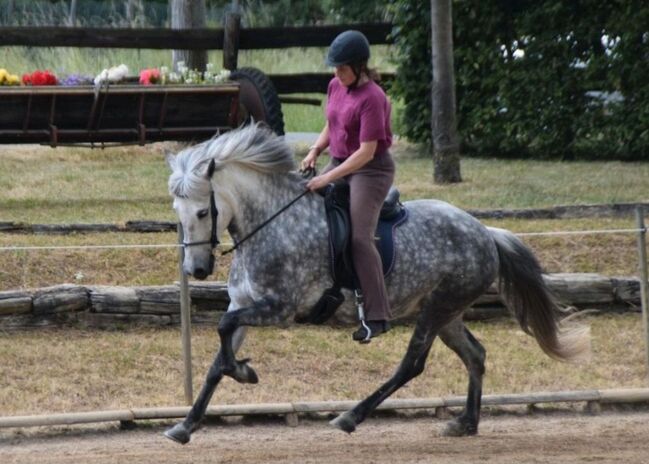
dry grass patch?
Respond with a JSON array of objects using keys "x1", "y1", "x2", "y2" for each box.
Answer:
[{"x1": 0, "y1": 314, "x2": 645, "y2": 417}]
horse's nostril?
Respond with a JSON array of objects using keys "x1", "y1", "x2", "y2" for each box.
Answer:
[{"x1": 193, "y1": 268, "x2": 208, "y2": 280}]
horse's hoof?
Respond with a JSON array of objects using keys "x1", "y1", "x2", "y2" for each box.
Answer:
[
  {"x1": 442, "y1": 418, "x2": 477, "y2": 437},
  {"x1": 329, "y1": 411, "x2": 356, "y2": 434},
  {"x1": 227, "y1": 358, "x2": 259, "y2": 384},
  {"x1": 164, "y1": 423, "x2": 191, "y2": 445}
]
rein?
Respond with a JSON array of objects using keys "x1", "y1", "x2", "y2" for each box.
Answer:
[
  {"x1": 221, "y1": 188, "x2": 310, "y2": 256},
  {"x1": 183, "y1": 168, "x2": 315, "y2": 255},
  {"x1": 183, "y1": 187, "x2": 312, "y2": 256}
]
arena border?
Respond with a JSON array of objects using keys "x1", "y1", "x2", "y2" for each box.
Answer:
[{"x1": 1, "y1": 388, "x2": 648, "y2": 429}]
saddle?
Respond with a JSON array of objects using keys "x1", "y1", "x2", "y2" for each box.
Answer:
[{"x1": 296, "y1": 182, "x2": 408, "y2": 324}]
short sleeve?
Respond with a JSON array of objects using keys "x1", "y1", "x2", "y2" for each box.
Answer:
[{"x1": 359, "y1": 92, "x2": 387, "y2": 143}]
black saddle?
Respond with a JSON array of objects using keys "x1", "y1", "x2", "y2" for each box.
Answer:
[{"x1": 296, "y1": 182, "x2": 408, "y2": 324}]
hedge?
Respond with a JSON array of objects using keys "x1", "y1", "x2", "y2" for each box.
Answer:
[{"x1": 388, "y1": 0, "x2": 649, "y2": 160}]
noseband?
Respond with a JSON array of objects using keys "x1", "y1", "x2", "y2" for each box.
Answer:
[{"x1": 182, "y1": 191, "x2": 220, "y2": 249}]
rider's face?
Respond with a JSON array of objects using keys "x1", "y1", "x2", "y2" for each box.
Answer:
[{"x1": 334, "y1": 65, "x2": 356, "y2": 87}]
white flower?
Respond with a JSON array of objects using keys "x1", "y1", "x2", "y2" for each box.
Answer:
[{"x1": 94, "y1": 64, "x2": 129, "y2": 86}]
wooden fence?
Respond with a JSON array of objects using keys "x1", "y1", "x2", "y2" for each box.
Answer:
[
  {"x1": 0, "y1": 274, "x2": 642, "y2": 330},
  {"x1": 0, "y1": 21, "x2": 394, "y2": 94}
]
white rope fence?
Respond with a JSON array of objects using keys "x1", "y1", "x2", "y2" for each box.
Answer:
[
  {"x1": 0, "y1": 241, "x2": 235, "y2": 252},
  {"x1": 0, "y1": 228, "x2": 645, "y2": 252}
]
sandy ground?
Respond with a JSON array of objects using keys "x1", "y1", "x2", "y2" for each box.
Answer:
[{"x1": 2, "y1": 409, "x2": 649, "y2": 464}]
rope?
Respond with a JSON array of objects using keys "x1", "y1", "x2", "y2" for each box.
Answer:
[
  {"x1": 516, "y1": 227, "x2": 646, "y2": 237},
  {"x1": 0, "y1": 228, "x2": 644, "y2": 253}
]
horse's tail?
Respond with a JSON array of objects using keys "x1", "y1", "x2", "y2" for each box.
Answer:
[{"x1": 488, "y1": 227, "x2": 590, "y2": 362}]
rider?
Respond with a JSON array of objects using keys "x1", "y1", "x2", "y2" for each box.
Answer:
[{"x1": 301, "y1": 30, "x2": 395, "y2": 342}]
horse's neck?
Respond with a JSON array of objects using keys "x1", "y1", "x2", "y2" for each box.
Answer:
[{"x1": 218, "y1": 167, "x2": 313, "y2": 240}]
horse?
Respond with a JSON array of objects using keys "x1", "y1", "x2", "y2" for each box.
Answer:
[{"x1": 163, "y1": 123, "x2": 589, "y2": 445}]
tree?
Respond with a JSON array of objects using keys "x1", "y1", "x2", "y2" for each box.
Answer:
[
  {"x1": 431, "y1": 0, "x2": 461, "y2": 183},
  {"x1": 170, "y1": 0, "x2": 208, "y2": 72}
]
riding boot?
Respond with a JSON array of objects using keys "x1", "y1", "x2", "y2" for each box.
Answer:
[{"x1": 352, "y1": 320, "x2": 391, "y2": 343}]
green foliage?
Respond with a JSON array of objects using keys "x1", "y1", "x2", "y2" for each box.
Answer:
[{"x1": 388, "y1": 0, "x2": 649, "y2": 160}]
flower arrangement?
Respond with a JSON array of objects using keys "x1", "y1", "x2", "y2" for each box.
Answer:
[
  {"x1": 60, "y1": 74, "x2": 93, "y2": 86},
  {"x1": 94, "y1": 64, "x2": 129, "y2": 86},
  {"x1": 162, "y1": 62, "x2": 230, "y2": 85},
  {"x1": 0, "y1": 68, "x2": 20, "y2": 86},
  {"x1": 22, "y1": 70, "x2": 58, "y2": 86},
  {"x1": 139, "y1": 68, "x2": 161, "y2": 85},
  {"x1": 4, "y1": 62, "x2": 231, "y2": 87}
]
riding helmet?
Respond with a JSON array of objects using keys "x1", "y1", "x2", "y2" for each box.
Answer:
[{"x1": 325, "y1": 30, "x2": 370, "y2": 67}]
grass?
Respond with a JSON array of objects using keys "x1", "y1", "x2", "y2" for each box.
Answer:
[
  {"x1": 0, "y1": 313, "x2": 645, "y2": 416},
  {"x1": 2, "y1": 142, "x2": 648, "y2": 224}
]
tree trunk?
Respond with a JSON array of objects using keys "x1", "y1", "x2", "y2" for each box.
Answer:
[
  {"x1": 170, "y1": 0, "x2": 208, "y2": 72},
  {"x1": 431, "y1": 0, "x2": 461, "y2": 184},
  {"x1": 126, "y1": 0, "x2": 144, "y2": 27}
]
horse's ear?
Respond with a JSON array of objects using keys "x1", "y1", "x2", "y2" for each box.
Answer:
[
  {"x1": 164, "y1": 150, "x2": 176, "y2": 170},
  {"x1": 206, "y1": 159, "x2": 216, "y2": 179}
]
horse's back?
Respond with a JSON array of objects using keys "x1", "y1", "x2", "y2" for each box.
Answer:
[{"x1": 387, "y1": 199, "x2": 499, "y2": 315}]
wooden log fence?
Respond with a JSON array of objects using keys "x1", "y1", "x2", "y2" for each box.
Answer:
[
  {"x1": 0, "y1": 274, "x2": 642, "y2": 330},
  {"x1": 1, "y1": 388, "x2": 648, "y2": 430},
  {"x1": 0, "y1": 23, "x2": 393, "y2": 50}
]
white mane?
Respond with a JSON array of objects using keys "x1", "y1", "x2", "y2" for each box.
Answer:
[{"x1": 168, "y1": 123, "x2": 295, "y2": 199}]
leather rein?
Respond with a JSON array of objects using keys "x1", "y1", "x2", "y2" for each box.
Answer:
[{"x1": 182, "y1": 168, "x2": 314, "y2": 256}]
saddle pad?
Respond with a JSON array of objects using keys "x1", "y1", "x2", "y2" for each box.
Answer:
[
  {"x1": 375, "y1": 207, "x2": 409, "y2": 277},
  {"x1": 329, "y1": 205, "x2": 408, "y2": 290}
]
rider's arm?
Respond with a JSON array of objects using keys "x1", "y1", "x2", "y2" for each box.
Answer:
[
  {"x1": 301, "y1": 123, "x2": 330, "y2": 170},
  {"x1": 311, "y1": 122, "x2": 330, "y2": 154},
  {"x1": 308, "y1": 140, "x2": 378, "y2": 188}
]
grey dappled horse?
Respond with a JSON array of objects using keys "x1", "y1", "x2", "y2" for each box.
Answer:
[{"x1": 164, "y1": 123, "x2": 589, "y2": 445}]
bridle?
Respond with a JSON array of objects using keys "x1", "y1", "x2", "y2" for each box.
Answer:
[
  {"x1": 182, "y1": 190, "x2": 220, "y2": 249},
  {"x1": 182, "y1": 171, "x2": 313, "y2": 256}
]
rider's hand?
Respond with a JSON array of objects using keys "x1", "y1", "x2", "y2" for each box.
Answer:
[
  {"x1": 300, "y1": 147, "x2": 320, "y2": 171},
  {"x1": 306, "y1": 173, "x2": 331, "y2": 191}
]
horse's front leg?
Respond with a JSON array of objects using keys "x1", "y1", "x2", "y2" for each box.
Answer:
[
  {"x1": 164, "y1": 327, "x2": 250, "y2": 445},
  {"x1": 165, "y1": 298, "x2": 286, "y2": 445},
  {"x1": 217, "y1": 297, "x2": 286, "y2": 382}
]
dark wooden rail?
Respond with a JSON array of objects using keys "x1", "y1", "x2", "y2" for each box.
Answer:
[{"x1": 0, "y1": 23, "x2": 392, "y2": 49}]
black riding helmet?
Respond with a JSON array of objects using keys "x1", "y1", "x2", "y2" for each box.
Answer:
[{"x1": 325, "y1": 30, "x2": 370, "y2": 67}]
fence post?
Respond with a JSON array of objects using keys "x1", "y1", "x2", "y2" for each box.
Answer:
[
  {"x1": 223, "y1": 11, "x2": 241, "y2": 70},
  {"x1": 636, "y1": 207, "x2": 649, "y2": 374},
  {"x1": 177, "y1": 225, "x2": 193, "y2": 405}
]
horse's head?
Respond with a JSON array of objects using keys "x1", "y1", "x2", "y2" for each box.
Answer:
[
  {"x1": 167, "y1": 153, "x2": 222, "y2": 280},
  {"x1": 166, "y1": 123, "x2": 296, "y2": 279}
]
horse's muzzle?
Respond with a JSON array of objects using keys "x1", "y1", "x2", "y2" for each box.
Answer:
[{"x1": 192, "y1": 253, "x2": 215, "y2": 280}]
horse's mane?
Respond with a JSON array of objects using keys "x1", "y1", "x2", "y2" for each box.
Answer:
[{"x1": 168, "y1": 123, "x2": 296, "y2": 199}]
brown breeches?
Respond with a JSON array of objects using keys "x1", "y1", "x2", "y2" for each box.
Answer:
[{"x1": 323, "y1": 153, "x2": 395, "y2": 321}]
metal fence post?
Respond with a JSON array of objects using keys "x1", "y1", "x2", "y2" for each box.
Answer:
[
  {"x1": 177, "y1": 225, "x2": 193, "y2": 405},
  {"x1": 636, "y1": 207, "x2": 649, "y2": 374}
]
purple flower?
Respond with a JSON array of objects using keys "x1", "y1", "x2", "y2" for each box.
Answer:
[{"x1": 60, "y1": 74, "x2": 94, "y2": 86}]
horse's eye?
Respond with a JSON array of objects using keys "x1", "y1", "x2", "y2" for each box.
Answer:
[{"x1": 197, "y1": 209, "x2": 209, "y2": 219}]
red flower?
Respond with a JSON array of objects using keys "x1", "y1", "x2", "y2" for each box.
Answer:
[
  {"x1": 139, "y1": 68, "x2": 160, "y2": 86},
  {"x1": 22, "y1": 70, "x2": 58, "y2": 86}
]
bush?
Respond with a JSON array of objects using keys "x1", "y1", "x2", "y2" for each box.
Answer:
[{"x1": 388, "y1": 0, "x2": 649, "y2": 160}]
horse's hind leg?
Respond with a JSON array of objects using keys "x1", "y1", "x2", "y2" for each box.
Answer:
[
  {"x1": 164, "y1": 327, "x2": 251, "y2": 445},
  {"x1": 330, "y1": 303, "x2": 444, "y2": 433},
  {"x1": 438, "y1": 317, "x2": 486, "y2": 436}
]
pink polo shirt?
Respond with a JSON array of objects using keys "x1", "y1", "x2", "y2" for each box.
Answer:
[{"x1": 326, "y1": 77, "x2": 392, "y2": 160}]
